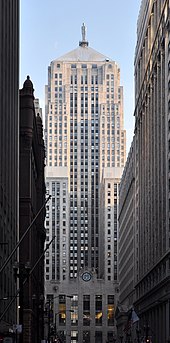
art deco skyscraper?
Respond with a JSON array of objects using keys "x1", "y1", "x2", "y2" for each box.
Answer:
[{"x1": 45, "y1": 25, "x2": 126, "y2": 343}]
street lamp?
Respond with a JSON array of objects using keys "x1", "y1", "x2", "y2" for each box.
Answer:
[
  {"x1": 45, "y1": 295, "x2": 60, "y2": 343},
  {"x1": 54, "y1": 309, "x2": 74, "y2": 335},
  {"x1": 44, "y1": 299, "x2": 53, "y2": 343},
  {"x1": 13, "y1": 261, "x2": 31, "y2": 343},
  {"x1": 45, "y1": 295, "x2": 73, "y2": 343}
]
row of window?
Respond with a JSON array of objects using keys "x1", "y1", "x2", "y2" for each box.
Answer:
[
  {"x1": 48, "y1": 162, "x2": 67, "y2": 167},
  {"x1": 48, "y1": 115, "x2": 67, "y2": 121},
  {"x1": 47, "y1": 161, "x2": 123, "y2": 168},
  {"x1": 55, "y1": 62, "x2": 113, "y2": 70}
]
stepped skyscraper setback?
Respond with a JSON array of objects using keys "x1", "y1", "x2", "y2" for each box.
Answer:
[{"x1": 44, "y1": 25, "x2": 126, "y2": 343}]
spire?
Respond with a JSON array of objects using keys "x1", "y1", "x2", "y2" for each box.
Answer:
[{"x1": 79, "y1": 23, "x2": 89, "y2": 47}]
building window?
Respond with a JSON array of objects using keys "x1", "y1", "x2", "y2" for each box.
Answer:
[
  {"x1": 107, "y1": 332, "x2": 115, "y2": 342},
  {"x1": 58, "y1": 295, "x2": 66, "y2": 325},
  {"x1": 71, "y1": 295, "x2": 78, "y2": 326},
  {"x1": 95, "y1": 331, "x2": 102, "y2": 343},
  {"x1": 95, "y1": 295, "x2": 102, "y2": 326},
  {"x1": 71, "y1": 331, "x2": 78, "y2": 343},
  {"x1": 107, "y1": 295, "x2": 114, "y2": 326},
  {"x1": 83, "y1": 331, "x2": 90, "y2": 343},
  {"x1": 83, "y1": 295, "x2": 90, "y2": 326}
]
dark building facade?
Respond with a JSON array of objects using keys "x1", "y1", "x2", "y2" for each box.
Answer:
[
  {"x1": 19, "y1": 76, "x2": 46, "y2": 343},
  {"x1": 134, "y1": 1, "x2": 170, "y2": 342},
  {"x1": 118, "y1": 1, "x2": 170, "y2": 342},
  {"x1": 0, "y1": 0, "x2": 19, "y2": 336}
]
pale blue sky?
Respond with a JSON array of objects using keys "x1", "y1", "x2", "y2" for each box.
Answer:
[{"x1": 20, "y1": 0, "x2": 141, "y2": 152}]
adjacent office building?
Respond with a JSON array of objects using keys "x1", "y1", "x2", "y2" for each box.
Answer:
[
  {"x1": 117, "y1": 139, "x2": 136, "y2": 338},
  {"x1": 0, "y1": 0, "x2": 19, "y2": 336},
  {"x1": 119, "y1": 1, "x2": 170, "y2": 342},
  {"x1": 134, "y1": 1, "x2": 170, "y2": 341},
  {"x1": 45, "y1": 25, "x2": 126, "y2": 343},
  {"x1": 119, "y1": 139, "x2": 135, "y2": 305}
]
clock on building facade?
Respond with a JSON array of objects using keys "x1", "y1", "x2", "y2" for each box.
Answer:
[{"x1": 82, "y1": 272, "x2": 92, "y2": 282}]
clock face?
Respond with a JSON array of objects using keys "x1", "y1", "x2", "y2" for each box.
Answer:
[{"x1": 82, "y1": 272, "x2": 91, "y2": 282}]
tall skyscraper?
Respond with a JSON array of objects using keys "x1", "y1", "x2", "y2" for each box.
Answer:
[
  {"x1": 0, "y1": 0, "x2": 19, "y2": 336},
  {"x1": 45, "y1": 25, "x2": 126, "y2": 343}
]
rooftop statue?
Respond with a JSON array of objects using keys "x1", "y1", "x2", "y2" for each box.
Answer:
[{"x1": 82, "y1": 23, "x2": 86, "y2": 42}]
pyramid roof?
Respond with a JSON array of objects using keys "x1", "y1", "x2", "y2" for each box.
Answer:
[{"x1": 54, "y1": 45, "x2": 112, "y2": 63}]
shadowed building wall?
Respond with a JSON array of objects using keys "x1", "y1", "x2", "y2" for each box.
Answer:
[
  {"x1": 134, "y1": 1, "x2": 170, "y2": 341},
  {"x1": 0, "y1": 0, "x2": 19, "y2": 336},
  {"x1": 118, "y1": 1, "x2": 170, "y2": 342},
  {"x1": 19, "y1": 77, "x2": 46, "y2": 343}
]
